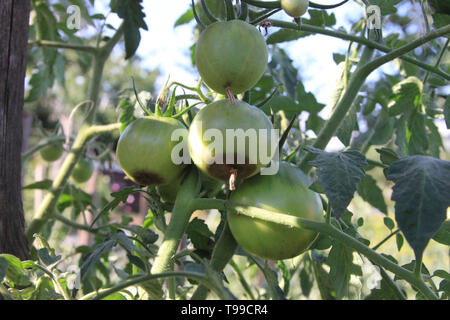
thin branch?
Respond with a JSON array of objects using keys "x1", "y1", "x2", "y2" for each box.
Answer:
[
  {"x1": 28, "y1": 40, "x2": 97, "y2": 54},
  {"x1": 269, "y1": 19, "x2": 450, "y2": 81}
]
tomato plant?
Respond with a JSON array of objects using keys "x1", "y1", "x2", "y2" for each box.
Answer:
[
  {"x1": 2, "y1": 0, "x2": 449, "y2": 304},
  {"x1": 227, "y1": 162, "x2": 323, "y2": 260}
]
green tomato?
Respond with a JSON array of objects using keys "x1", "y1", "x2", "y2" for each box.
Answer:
[
  {"x1": 72, "y1": 158, "x2": 94, "y2": 183},
  {"x1": 227, "y1": 162, "x2": 323, "y2": 260},
  {"x1": 188, "y1": 99, "x2": 274, "y2": 183},
  {"x1": 195, "y1": 20, "x2": 268, "y2": 95},
  {"x1": 40, "y1": 142, "x2": 63, "y2": 162},
  {"x1": 281, "y1": 0, "x2": 309, "y2": 18},
  {"x1": 116, "y1": 116, "x2": 187, "y2": 186}
]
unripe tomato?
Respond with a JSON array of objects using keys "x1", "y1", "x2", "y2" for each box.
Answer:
[
  {"x1": 116, "y1": 116, "x2": 187, "y2": 186},
  {"x1": 227, "y1": 162, "x2": 323, "y2": 260},
  {"x1": 188, "y1": 99, "x2": 274, "y2": 183},
  {"x1": 195, "y1": 20, "x2": 268, "y2": 95},
  {"x1": 281, "y1": 0, "x2": 309, "y2": 18},
  {"x1": 72, "y1": 158, "x2": 94, "y2": 183},
  {"x1": 40, "y1": 142, "x2": 63, "y2": 162}
]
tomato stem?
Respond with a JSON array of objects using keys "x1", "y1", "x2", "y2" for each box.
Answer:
[
  {"x1": 229, "y1": 168, "x2": 238, "y2": 190},
  {"x1": 225, "y1": 87, "x2": 236, "y2": 105}
]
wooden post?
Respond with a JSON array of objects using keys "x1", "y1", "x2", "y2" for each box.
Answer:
[{"x1": 0, "y1": 0, "x2": 31, "y2": 260}]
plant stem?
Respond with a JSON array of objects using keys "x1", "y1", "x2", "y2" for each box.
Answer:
[
  {"x1": 21, "y1": 135, "x2": 66, "y2": 163},
  {"x1": 25, "y1": 123, "x2": 121, "y2": 241},
  {"x1": 28, "y1": 40, "x2": 97, "y2": 54},
  {"x1": 80, "y1": 271, "x2": 224, "y2": 300},
  {"x1": 230, "y1": 259, "x2": 256, "y2": 299},
  {"x1": 414, "y1": 256, "x2": 423, "y2": 280},
  {"x1": 299, "y1": 24, "x2": 450, "y2": 172},
  {"x1": 325, "y1": 202, "x2": 332, "y2": 224},
  {"x1": 269, "y1": 19, "x2": 450, "y2": 81},
  {"x1": 150, "y1": 169, "x2": 200, "y2": 275},
  {"x1": 422, "y1": 38, "x2": 449, "y2": 88},
  {"x1": 188, "y1": 198, "x2": 438, "y2": 300},
  {"x1": 372, "y1": 229, "x2": 400, "y2": 251}
]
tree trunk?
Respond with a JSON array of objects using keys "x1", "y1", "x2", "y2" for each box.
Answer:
[{"x1": 0, "y1": 0, "x2": 31, "y2": 261}]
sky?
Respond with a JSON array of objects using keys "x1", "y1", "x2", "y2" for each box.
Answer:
[{"x1": 90, "y1": 0, "x2": 449, "y2": 148}]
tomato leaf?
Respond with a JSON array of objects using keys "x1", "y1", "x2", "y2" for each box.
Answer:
[
  {"x1": 111, "y1": 0, "x2": 148, "y2": 59},
  {"x1": 306, "y1": 147, "x2": 368, "y2": 218},
  {"x1": 387, "y1": 156, "x2": 450, "y2": 260},
  {"x1": 304, "y1": 9, "x2": 336, "y2": 27},
  {"x1": 443, "y1": 96, "x2": 450, "y2": 129},
  {"x1": 327, "y1": 241, "x2": 354, "y2": 299},
  {"x1": 174, "y1": 8, "x2": 193, "y2": 27},
  {"x1": 432, "y1": 220, "x2": 450, "y2": 246},
  {"x1": 396, "y1": 233, "x2": 404, "y2": 251},
  {"x1": 269, "y1": 48, "x2": 298, "y2": 100},
  {"x1": 387, "y1": 77, "x2": 423, "y2": 116},
  {"x1": 299, "y1": 254, "x2": 314, "y2": 297},
  {"x1": 186, "y1": 217, "x2": 214, "y2": 253},
  {"x1": 376, "y1": 147, "x2": 400, "y2": 166},
  {"x1": 367, "y1": 0, "x2": 402, "y2": 15},
  {"x1": 266, "y1": 29, "x2": 310, "y2": 45},
  {"x1": 357, "y1": 174, "x2": 388, "y2": 214}
]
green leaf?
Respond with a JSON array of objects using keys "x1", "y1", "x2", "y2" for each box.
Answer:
[
  {"x1": 306, "y1": 147, "x2": 368, "y2": 218},
  {"x1": 376, "y1": 147, "x2": 400, "y2": 166},
  {"x1": 407, "y1": 111, "x2": 428, "y2": 155},
  {"x1": 327, "y1": 241, "x2": 354, "y2": 299},
  {"x1": 337, "y1": 97, "x2": 360, "y2": 146},
  {"x1": 0, "y1": 254, "x2": 30, "y2": 286},
  {"x1": 299, "y1": 254, "x2": 314, "y2": 297},
  {"x1": 387, "y1": 77, "x2": 423, "y2": 116},
  {"x1": 38, "y1": 248, "x2": 61, "y2": 266},
  {"x1": 387, "y1": 156, "x2": 450, "y2": 259},
  {"x1": 369, "y1": 111, "x2": 395, "y2": 146},
  {"x1": 102, "y1": 292, "x2": 128, "y2": 300},
  {"x1": 383, "y1": 217, "x2": 395, "y2": 231},
  {"x1": 357, "y1": 174, "x2": 387, "y2": 214},
  {"x1": 367, "y1": 0, "x2": 402, "y2": 15},
  {"x1": 80, "y1": 238, "x2": 117, "y2": 279},
  {"x1": 432, "y1": 220, "x2": 450, "y2": 246},
  {"x1": 111, "y1": 0, "x2": 148, "y2": 59},
  {"x1": 396, "y1": 233, "x2": 404, "y2": 251},
  {"x1": 266, "y1": 29, "x2": 310, "y2": 45},
  {"x1": 22, "y1": 179, "x2": 53, "y2": 190},
  {"x1": 269, "y1": 48, "x2": 298, "y2": 100},
  {"x1": 432, "y1": 13, "x2": 450, "y2": 29},
  {"x1": 174, "y1": 8, "x2": 194, "y2": 27},
  {"x1": 304, "y1": 9, "x2": 336, "y2": 27},
  {"x1": 186, "y1": 218, "x2": 214, "y2": 252},
  {"x1": 247, "y1": 255, "x2": 286, "y2": 300},
  {"x1": 332, "y1": 53, "x2": 345, "y2": 65},
  {"x1": 261, "y1": 95, "x2": 300, "y2": 119},
  {"x1": 311, "y1": 258, "x2": 336, "y2": 300},
  {"x1": 296, "y1": 82, "x2": 326, "y2": 115},
  {"x1": 0, "y1": 257, "x2": 8, "y2": 282},
  {"x1": 443, "y1": 96, "x2": 450, "y2": 129}
]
